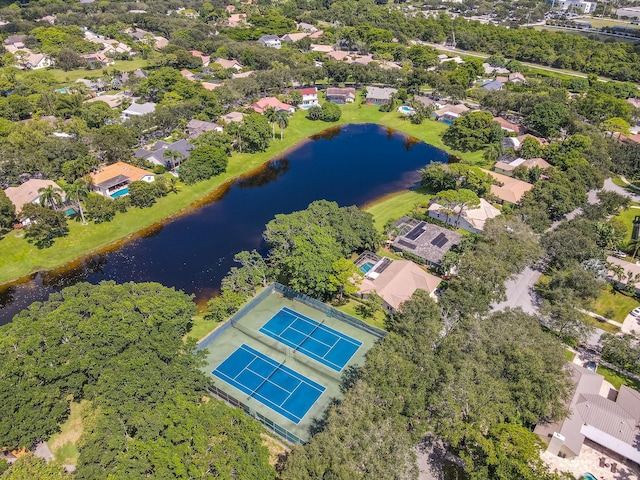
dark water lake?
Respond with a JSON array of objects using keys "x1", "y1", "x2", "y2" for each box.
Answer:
[{"x1": 0, "y1": 123, "x2": 449, "y2": 324}]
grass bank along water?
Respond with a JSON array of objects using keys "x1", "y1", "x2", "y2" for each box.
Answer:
[{"x1": 0, "y1": 121, "x2": 457, "y2": 323}]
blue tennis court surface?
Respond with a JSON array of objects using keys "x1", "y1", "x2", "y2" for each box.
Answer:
[
  {"x1": 212, "y1": 344, "x2": 325, "y2": 424},
  {"x1": 259, "y1": 307, "x2": 362, "y2": 372}
]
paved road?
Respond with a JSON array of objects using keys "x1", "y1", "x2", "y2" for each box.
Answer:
[{"x1": 490, "y1": 266, "x2": 541, "y2": 315}]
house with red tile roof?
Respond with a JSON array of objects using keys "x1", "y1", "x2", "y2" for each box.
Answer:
[
  {"x1": 296, "y1": 87, "x2": 319, "y2": 108},
  {"x1": 249, "y1": 97, "x2": 295, "y2": 114},
  {"x1": 190, "y1": 50, "x2": 210, "y2": 67},
  {"x1": 493, "y1": 116, "x2": 524, "y2": 134}
]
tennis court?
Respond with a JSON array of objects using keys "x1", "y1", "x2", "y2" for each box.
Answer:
[
  {"x1": 213, "y1": 343, "x2": 325, "y2": 424},
  {"x1": 259, "y1": 307, "x2": 362, "y2": 372}
]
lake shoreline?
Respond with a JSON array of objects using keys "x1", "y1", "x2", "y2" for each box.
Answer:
[{"x1": 0, "y1": 109, "x2": 479, "y2": 290}]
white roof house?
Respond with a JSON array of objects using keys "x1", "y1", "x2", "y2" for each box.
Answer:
[
  {"x1": 121, "y1": 101, "x2": 156, "y2": 119},
  {"x1": 428, "y1": 198, "x2": 500, "y2": 233}
]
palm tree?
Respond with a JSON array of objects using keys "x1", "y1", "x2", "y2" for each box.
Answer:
[
  {"x1": 167, "y1": 176, "x2": 180, "y2": 194},
  {"x1": 483, "y1": 142, "x2": 503, "y2": 162},
  {"x1": 165, "y1": 149, "x2": 183, "y2": 171},
  {"x1": 265, "y1": 107, "x2": 278, "y2": 139},
  {"x1": 63, "y1": 179, "x2": 90, "y2": 225},
  {"x1": 276, "y1": 112, "x2": 289, "y2": 140},
  {"x1": 38, "y1": 185, "x2": 63, "y2": 210}
]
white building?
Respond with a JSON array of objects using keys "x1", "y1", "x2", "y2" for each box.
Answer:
[
  {"x1": 296, "y1": 87, "x2": 319, "y2": 108},
  {"x1": 121, "y1": 101, "x2": 156, "y2": 120},
  {"x1": 257, "y1": 35, "x2": 281, "y2": 49},
  {"x1": 555, "y1": 0, "x2": 598, "y2": 14},
  {"x1": 428, "y1": 198, "x2": 501, "y2": 234}
]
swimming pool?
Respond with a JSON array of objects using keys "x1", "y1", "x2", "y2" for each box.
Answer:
[
  {"x1": 110, "y1": 188, "x2": 129, "y2": 198},
  {"x1": 398, "y1": 105, "x2": 415, "y2": 115},
  {"x1": 360, "y1": 262, "x2": 375, "y2": 274},
  {"x1": 64, "y1": 207, "x2": 76, "y2": 216}
]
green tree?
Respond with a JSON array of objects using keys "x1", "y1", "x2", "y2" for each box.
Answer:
[
  {"x1": 91, "y1": 125, "x2": 138, "y2": 163},
  {"x1": 434, "y1": 189, "x2": 480, "y2": 227},
  {"x1": 179, "y1": 146, "x2": 228, "y2": 185},
  {"x1": 277, "y1": 111, "x2": 289, "y2": 140},
  {"x1": 63, "y1": 179, "x2": 89, "y2": 225},
  {"x1": 529, "y1": 101, "x2": 568, "y2": 138},
  {"x1": 0, "y1": 454, "x2": 69, "y2": 479},
  {"x1": 38, "y1": 184, "x2": 63, "y2": 210},
  {"x1": 518, "y1": 137, "x2": 544, "y2": 159},
  {"x1": 128, "y1": 180, "x2": 166, "y2": 208},
  {"x1": 20, "y1": 203, "x2": 68, "y2": 248},
  {"x1": 265, "y1": 107, "x2": 278, "y2": 139},
  {"x1": 84, "y1": 194, "x2": 117, "y2": 223},
  {"x1": 442, "y1": 111, "x2": 504, "y2": 152},
  {"x1": 0, "y1": 190, "x2": 16, "y2": 233},
  {"x1": 320, "y1": 102, "x2": 342, "y2": 122},
  {"x1": 330, "y1": 258, "x2": 363, "y2": 302}
]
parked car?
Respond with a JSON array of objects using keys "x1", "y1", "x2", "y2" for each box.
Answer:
[
  {"x1": 586, "y1": 361, "x2": 597, "y2": 372},
  {"x1": 631, "y1": 307, "x2": 640, "y2": 317}
]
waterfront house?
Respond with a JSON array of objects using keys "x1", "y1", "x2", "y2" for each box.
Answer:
[
  {"x1": 482, "y1": 169, "x2": 533, "y2": 204},
  {"x1": 89, "y1": 162, "x2": 154, "y2": 198},
  {"x1": 390, "y1": 216, "x2": 462, "y2": 268},
  {"x1": 432, "y1": 104, "x2": 470, "y2": 123},
  {"x1": 326, "y1": 87, "x2": 356, "y2": 104},
  {"x1": 134, "y1": 139, "x2": 193, "y2": 169},
  {"x1": 493, "y1": 157, "x2": 551, "y2": 177},
  {"x1": 186, "y1": 119, "x2": 223, "y2": 139},
  {"x1": 249, "y1": 97, "x2": 295, "y2": 114},
  {"x1": 4, "y1": 179, "x2": 64, "y2": 215},
  {"x1": 296, "y1": 87, "x2": 319, "y2": 108},
  {"x1": 365, "y1": 86, "x2": 397, "y2": 105},
  {"x1": 428, "y1": 198, "x2": 500, "y2": 233}
]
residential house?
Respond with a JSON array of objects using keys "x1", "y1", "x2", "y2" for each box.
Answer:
[
  {"x1": 508, "y1": 72, "x2": 527, "y2": 84},
  {"x1": 428, "y1": 197, "x2": 500, "y2": 233},
  {"x1": 325, "y1": 50, "x2": 350, "y2": 62},
  {"x1": 85, "y1": 94, "x2": 123, "y2": 109},
  {"x1": 4, "y1": 179, "x2": 65, "y2": 217},
  {"x1": 82, "y1": 52, "x2": 112, "y2": 68},
  {"x1": 535, "y1": 363, "x2": 640, "y2": 465},
  {"x1": 356, "y1": 256, "x2": 442, "y2": 312},
  {"x1": 134, "y1": 139, "x2": 193, "y2": 169},
  {"x1": 220, "y1": 111, "x2": 244, "y2": 123},
  {"x1": 226, "y1": 13, "x2": 247, "y2": 28},
  {"x1": 190, "y1": 50, "x2": 210, "y2": 67},
  {"x1": 232, "y1": 70, "x2": 254, "y2": 79},
  {"x1": 5, "y1": 43, "x2": 53, "y2": 70},
  {"x1": 390, "y1": 216, "x2": 462, "y2": 268},
  {"x1": 482, "y1": 169, "x2": 533, "y2": 204},
  {"x1": 627, "y1": 98, "x2": 640, "y2": 109},
  {"x1": 297, "y1": 22, "x2": 318, "y2": 33},
  {"x1": 502, "y1": 133, "x2": 549, "y2": 151},
  {"x1": 432, "y1": 103, "x2": 470, "y2": 123},
  {"x1": 413, "y1": 95, "x2": 436, "y2": 109},
  {"x1": 326, "y1": 87, "x2": 356, "y2": 104},
  {"x1": 121, "y1": 101, "x2": 156, "y2": 119},
  {"x1": 481, "y1": 79, "x2": 504, "y2": 91},
  {"x1": 626, "y1": 134, "x2": 640, "y2": 145},
  {"x1": 249, "y1": 97, "x2": 295, "y2": 114},
  {"x1": 493, "y1": 157, "x2": 552, "y2": 176},
  {"x1": 213, "y1": 58, "x2": 243, "y2": 70},
  {"x1": 89, "y1": 161, "x2": 155, "y2": 197},
  {"x1": 186, "y1": 119, "x2": 223, "y2": 139},
  {"x1": 482, "y1": 63, "x2": 509, "y2": 75},
  {"x1": 4, "y1": 35, "x2": 27, "y2": 45},
  {"x1": 257, "y1": 35, "x2": 281, "y2": 49},
  {"x1": 493, "y1": 116, "x2": 524, "y2": 134},
  {"x1": 296, "y1": 87, "x2": 319, "y2": 108},
  {"x1": 606, "y1": 255, "x2": 640, "y2": 294},
  {"x1": 201, "y1": 82, "x2": 222, "y2": 91},
  {"x1": 311, "y1": 44, "x2": 334, "y2": 53},
  {"x1": 180, "y1": 69, "x2": 196, "y2": 81},
  {"x1": 281, "y1": 32, "x2": 309, "y2": 43},
  {"x1": 365, "y1": 86, "x2": 397, "y2": 105}
]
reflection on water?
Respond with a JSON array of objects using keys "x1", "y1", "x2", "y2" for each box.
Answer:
[
  {"x1": 0, "y1": 124, "x2": 449, "y2": 325},
  {"x1": 309, "y1": 125, "x2": 342, "y2": 141}
]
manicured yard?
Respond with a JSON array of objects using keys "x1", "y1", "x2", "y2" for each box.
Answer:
[
  {"x1": 47, "y1": 400, "x2": 87, "y2": 466},
  {"x1": 364, "y1": 189, "x2": 432, "y2": 230},
  {"x1": 187, "y1": 315, "x2": 222, "y2": 342},
  {"x1": 582, "y1": 314, "x2": 620, "y2": 335},
  {"x1": 0, "y1": 100, "x2": 484, "y2": 287},
  {"x1": 334, "y1": 299, "x2": 386, "y2": 330},
  {"x1": 614, "y1": 206, "x2": 640, "y2": 245},
  {"x1": 564, "y1": 349, "x2": 575, "y2": 362},
  {"x1": 598, "y1": 365, "x2": 640, "y2": 392},
  {"x1": 47, "y1": 58, "x2": 150, "y2": 84},
  {"x1": 590, "y1": 288, "x2": 640, "y2": 323}
]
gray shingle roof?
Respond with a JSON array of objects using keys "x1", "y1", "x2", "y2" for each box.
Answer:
[{"x1": 391, "y1": 216, "x2": 462, "y2": 265}]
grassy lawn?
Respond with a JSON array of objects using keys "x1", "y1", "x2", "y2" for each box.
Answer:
[
  {"x1": 363, "y1": 189, "x2": 432, "y2": 230},
  {"x1": 581, "y1": 17, "x2": 640, "y2": 29},
  {"x1": 188, "y1": 316, "x2": 222, "y2": 342},
  {"x1": 0, "y1": 101, "x2": 484, "y2": 287},
  {"x1": 614, "y1": 206, "x2": 640, "y2": 245},
  {"x1": 590, "y1": 288, "x2": 640, "y2": 323},
  {"x1": 334, "y1": 299, "x2": 386, "y2": 330},
  {"x1": 598, "y1": 365, "x2": 640, "y2": 392},
  {"x1": 47, "y1": 400, "x2": 87, "y2": 466},
  {"x1": 564, "y1": 349, "x2": 575, "y2": 362},
  {"x1": 611, "y1": 176, "x2": 628, "y2": 188},
  {"x1": 46, "y1": 58, "x2": 150, "y2": 84},
  {"x1": 582, "y1": 314, "x2": 620, "y2": 334}
]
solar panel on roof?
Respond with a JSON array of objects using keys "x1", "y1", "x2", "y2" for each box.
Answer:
[
  {"x1": 373, "y1": 257, "x2": 392, "y2": 274},
  {"x1": 431, "y1": 232, "x2": 448, "y2": 248},
  {"x1": 405, "y1": 221, "x2": 426, "y2": 240},
  {"x1": 397, "y1": 239, "x2": 416, "y2": 250}
]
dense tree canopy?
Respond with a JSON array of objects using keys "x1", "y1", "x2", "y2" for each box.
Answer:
[{"x1": 442, "y1": 111, "x2": 504, "y2": 152}]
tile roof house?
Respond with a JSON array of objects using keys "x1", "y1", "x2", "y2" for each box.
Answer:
[
  {"x1": 432, "y1": 103, "x2": 470, "y2": 123},
  {"x1": 213, "y1": 58, "x2": 242, "y2": 70},
  {"x1": 357, "y1": 257, "x2": 441, "y2": 312},
  {"x1": 493, "y1": 116, "x2": 524, "y2": 134},
  {"x1": 296, "y1": 87, "x2": 319, "y2": 108},
  {"x1": 428, "y1": 198, "x2": 500, "y2": 233},
  {"x1": 89, "y1": 162, "x2": 154, "y2": 197},
  {"x1": 326, "y1": 87, "x2": 356, "y2": 104},
  {"x1": 232, "y1": 70, "x2": 254, "y2": 79},
  {"x1": 390, "y1": 216, "x2": 462, "y2": 268},
  {"x1": 249, "y1": 97, "x2": 295, "y2": 114},
  {"x1": 281, "y1": 32, "x2": 309, "y2": 43},
  {"x1": 606, "y1": 255, "x2": 640, "y2": 294},
  {"x1": 493, "y1": 157, "x2": 552, "y2": 176},
  {"x1": 297, "y1": 22, "x2": 318, "y2": 33},
  {"x1": 134, "y1": 139, "x2": 193, "y2": 169},
  {"x1": 311, "y1": 44, "x2": 334, "y2": 53},
  {"x1": 365, "y1": 86, "x2": 397, "y2": 105},
  {"x1": 325, "y1": 50, "x2": 350, "y2": 61},
  {"x1": 508, "y1": 72, "x2": 527, "y2": 84},
  {"x1": 190, "y1": 50, "x2": 210, "y2": 67},
  {"x1": 535, "y1": 364, "x2": 640, "y2": 465},
  {"x1": 482, "y1": 63, "x2": 510, "y2": 75},
  {"x1": 220, "y1": 111, "x2": 244, "y2": 123},
  {"x1": 186, "y1": 119, "x2": 223, "y2": 139},
  {"x1": 482, "y1": 169, "x2": 534, "y2": 204},
  {"x1": 257, "y1": 35, "x2": 281, "y2": 49},
  {"x1": 4, "y1": 179, "x2": 64, "y2": 214}
]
